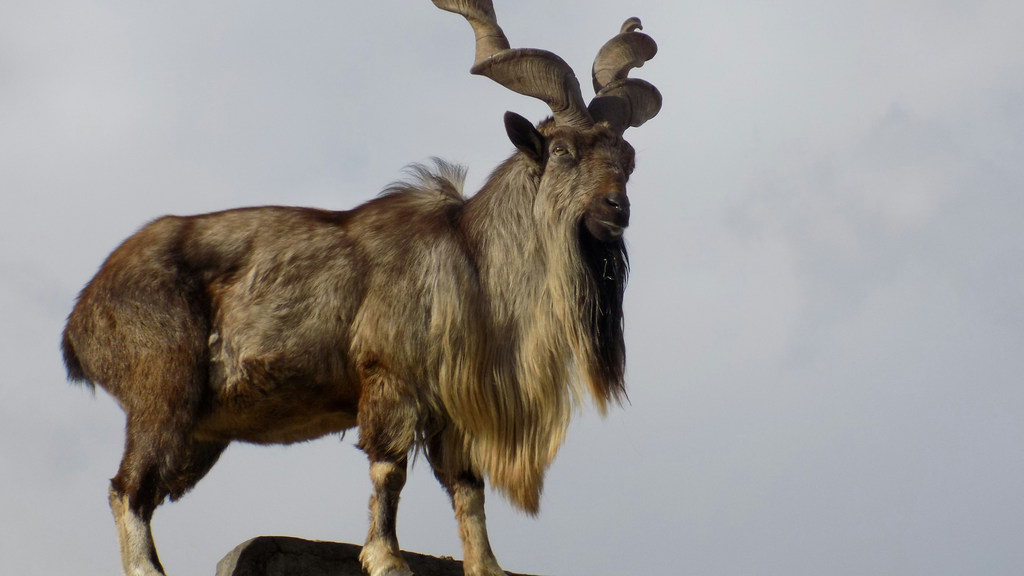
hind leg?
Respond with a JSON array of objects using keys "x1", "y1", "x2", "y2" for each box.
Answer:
[
  {"x1": 108, "y1": 478, "x2": 162, "y2": 576},
  {"x1": 108, "y1": 421, "x2": 171, "y2": 576},
  {"x1": 109, "y1": 414, "x2": 227, "y2": 576}
]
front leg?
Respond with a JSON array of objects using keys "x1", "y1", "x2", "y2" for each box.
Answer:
[
  {"x1": 356, "y1": 358, "x2": 418, "y2": 576},
  {"x1": 360, "y1": 459, "x2": 414, "y2": 576},
  {"x1": 446, "y1": 472, "x2": 507, "y2": 576}
]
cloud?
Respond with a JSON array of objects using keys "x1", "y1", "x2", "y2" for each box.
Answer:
[{"x1": 3, "y1": 1, "x2": 1024, "y2": 575}]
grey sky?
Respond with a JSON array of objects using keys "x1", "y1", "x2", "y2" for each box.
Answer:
[{"x1": 2, "y1": 1, "x2": 1022, "y2": 575}]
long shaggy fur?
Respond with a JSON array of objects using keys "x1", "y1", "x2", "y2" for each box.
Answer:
[
  {"x1": 61, "y1": 4, "x2": 660, "y2": 573},
  {"x1": 63, "y1": 124, "x2": 632, "y2": 517}
]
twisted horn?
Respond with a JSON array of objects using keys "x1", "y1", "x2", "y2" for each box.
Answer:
[
  {"x1": 591, "y1": 17, "x2": 657, "y2": 93},
  {"x1": 433, "y1": 0, "x2": 594, "y2": 128},
  {"x1": 588, "y1": 18, "x2": 662, "y2": 134}
]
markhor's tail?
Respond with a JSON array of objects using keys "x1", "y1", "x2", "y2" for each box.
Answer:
[{"x1": 61, "y1": 328, "x2": 93, "y2": 389}]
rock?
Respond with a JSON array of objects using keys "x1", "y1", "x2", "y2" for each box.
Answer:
[{"x1": 216, "y1": 536, "x2": 542, "y2": 576}]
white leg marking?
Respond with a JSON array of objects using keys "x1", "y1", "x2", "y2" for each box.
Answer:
[
  {"x1": 109, "y1": 487, "x2": 164, "y2": 576},
  {"x1": 453, "y1": 483, "x2": 506, "y2": 576},
  {"x1": 361, "y1": 461, "x2": 413, "y2": 576},
  {"x1": 359, "y1": 539, "x2": 414, "y2": 576}
]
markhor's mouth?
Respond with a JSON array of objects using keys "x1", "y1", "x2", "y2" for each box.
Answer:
[{"x1": 597, "y1": 220, "x2": 626, "y2": 237}]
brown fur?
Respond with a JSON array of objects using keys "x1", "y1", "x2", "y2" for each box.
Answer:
[
  {"x1": 63, "y1": 118, "x2": 636, "y2": 574},
  {"x1": 64, "y1": 121, "x2": 632, "y2": 500},
  {"x1": 63, "y1": 3, "x2": 662, "y2": 572}
]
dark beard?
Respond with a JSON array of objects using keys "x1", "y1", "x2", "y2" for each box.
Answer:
[{"x1": 578, "y1": 223, "x2": 629, "y2": 402}]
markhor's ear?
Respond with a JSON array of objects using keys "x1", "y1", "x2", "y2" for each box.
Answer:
[{"x1": 504, "y1": 111, "x2": 545, "y2": 162}]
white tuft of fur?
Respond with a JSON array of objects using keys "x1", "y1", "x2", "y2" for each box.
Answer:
[{"x1": 359, "y1": 540, "x2": 413, "y2": 576}]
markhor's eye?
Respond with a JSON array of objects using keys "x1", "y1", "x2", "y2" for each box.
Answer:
[{"x1": 552, "y1": 145, "x2": 569, "y2": 156}]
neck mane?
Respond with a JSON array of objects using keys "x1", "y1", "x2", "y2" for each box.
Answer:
[{"x1": 433, "y1": 154, "x2": 627, "y2": 512}]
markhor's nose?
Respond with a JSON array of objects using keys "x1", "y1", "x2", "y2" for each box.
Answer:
[{"x1": 604, "y1": 192, "x2": 630, "y2": 215}]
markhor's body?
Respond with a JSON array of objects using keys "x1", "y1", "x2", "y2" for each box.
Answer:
[{"x1": 62, "y1": 2, "x2": 661, "y2": 576}]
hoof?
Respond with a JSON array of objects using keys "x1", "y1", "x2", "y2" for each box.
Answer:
[
  {"x1": 463, "y1": 558, "x2": 507, "y2": 576},
  {"x1": 359, "y1": 542, "x2": 413, "y2": 576}
]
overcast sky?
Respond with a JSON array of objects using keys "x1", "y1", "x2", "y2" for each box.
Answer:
[{"x1": 2, "y1": 1, "x2": 1023, "y2": 575}]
